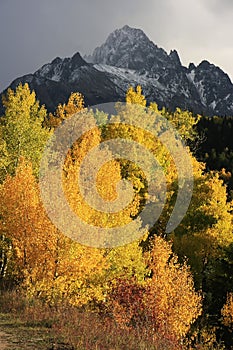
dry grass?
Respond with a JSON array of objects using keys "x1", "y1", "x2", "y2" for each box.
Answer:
[
  {"x1": 0, "y1": 290, "x2": 181, "y2": 350},
  {"x1": 2, "y1": 291, "x2": 225, "y2": 350}
]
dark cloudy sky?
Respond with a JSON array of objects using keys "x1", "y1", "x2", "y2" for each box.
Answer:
[{"x1": 0, "y1": 0, "x2": 233, "y2": 92}]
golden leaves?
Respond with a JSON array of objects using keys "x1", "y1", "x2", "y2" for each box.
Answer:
[{"x1": 221, "y1": 293, "x2": 233, "y2": 331}]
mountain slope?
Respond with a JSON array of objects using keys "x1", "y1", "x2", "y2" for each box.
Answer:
[
  {"x1": 1, "y1": 25, "x2": 233, "y2": 116},
  {"x1": 1, "y1": 52, "x2": 120, "y2": 112},
  {"x1": 87, "y1": 25, "x2": 233, "y2": 116}
]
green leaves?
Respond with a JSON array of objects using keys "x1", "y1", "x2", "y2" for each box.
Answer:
[{"x1": 0, "y1": 83, "x2": 50, "y2": 179}]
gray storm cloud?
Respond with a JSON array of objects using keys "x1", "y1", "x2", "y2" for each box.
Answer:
[{"x1": 0, "y1": 0, "x2": 233, "y2": 92}]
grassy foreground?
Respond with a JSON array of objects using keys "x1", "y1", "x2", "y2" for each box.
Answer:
[
  {"x1": 0, "y1": 291, "x2": 165, "y2": 350},
  {"x1": 0, "y1": 295, "x2": 227, "y2": 350}
]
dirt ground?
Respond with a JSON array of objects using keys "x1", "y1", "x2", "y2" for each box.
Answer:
[
  {"x1": 0, "y1": 314, "x2": 53, "y2": 350},
  {"x1": 0, "y1": 331, "x2": 9, "y2": 350}
]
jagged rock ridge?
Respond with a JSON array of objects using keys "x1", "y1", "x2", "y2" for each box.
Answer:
[{"x1": 1, "y1": 25, "x2": 233, "y2": 116}]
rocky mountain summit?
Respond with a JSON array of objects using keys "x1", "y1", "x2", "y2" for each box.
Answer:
[{"x1": 1, "y1": 25, "x2": 233, "y2": 116}]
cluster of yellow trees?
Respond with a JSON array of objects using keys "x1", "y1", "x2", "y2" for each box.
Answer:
[{"x1": 0, "y1": 83, "x2": 233, "y2": 345}]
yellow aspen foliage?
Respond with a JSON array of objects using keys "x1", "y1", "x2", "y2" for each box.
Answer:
[
  {"x1": 30, "y1": 233, "x2": 108, "y2": 306},
  {"x1": 103, "y1": 103, "x2": 178, "y2": 229},
  {"x1": 0, "y1": 158, "x2": 107, "y2": 306},
  {"x1": 221, "y1": 293, "x2": 233, "y2": 331},
  {"x1": 62, "y1": 109, "x2": 143, "y2": 230},
  {"x1": 139, "y1": 93, "x2": 233, "y2": 291},
  {"x1": 2, "y1": 83, "x2": 46, "y2": 122},
  {"x1": 150, "y1": 102, "x2": 200, "y2": 142},
  {"x1": 105, "y1": 238, "x2": 149, "y2": 284},
  {"x1": 59, "y1": 107, "x2": 148, "y2": 278},
  {"x1": 95, "y1": 160, "x2": 122, "y2": 202},
  {"x1": 126, "y1": 85, "x2": 199, "y2": 142},
  {"x1": 0, "y1": 83, "x2": 50, "y2": 178},
  {"x1": 171, "y1": 157, "x2": 233, "y2": 286},
  {"x1": 0, "y1": 137, "x2": 9, "y2": 181},
  {"x1": 126, "y1": 85, "x2": 146, "y2": 106},
  {"x1": 0, "y1": 158, "x2": 53, "y2": 281},
  {"x1": 63, "y1": 154, "x2": 148, "y2": 286},
  {"x1": 145, "y1": 236, "x2": 202, "y2": 340},
  {"x1": 46, "y1": 92, "x2": 85, "y2": 128}
]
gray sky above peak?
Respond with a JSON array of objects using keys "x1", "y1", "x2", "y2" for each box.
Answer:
[{"x1": 0, "y1": 0, "x2": 233, "y2": 92}]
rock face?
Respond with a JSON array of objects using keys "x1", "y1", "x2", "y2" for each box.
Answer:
[
  {"x1": 1, "y1": 25, "x2": 233, "y2": 116},
  {"x1": 1, "y1": 52, "x2": 119, "y2": 112}
]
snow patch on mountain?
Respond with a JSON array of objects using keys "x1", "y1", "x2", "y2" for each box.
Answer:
[
  {"x1": 2, "y1": 25, "x2": 233, "y2": 117},
  {"x1": 38, "y1": 64, "x2": 51, "y2": 78},
  {"x1": 186, "y1": 70, "x2": 195, "y2": 84},
  {"x1": 195, "y1": 80, "x2": 206, "y2": 105},
  {"x1": 210, "y1": 100, "x2": 217, "y2": 109},
  {"x1": 94, "y1": 64, "x2": 165, "y2": 90}
]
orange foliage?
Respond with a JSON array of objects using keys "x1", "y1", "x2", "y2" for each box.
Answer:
[
  {"x1": 0, "y1": 158, "x2": 107, "y2": 305},
  {"x1": 109, "y1": 237, "x2": 202, "y2": 342}
]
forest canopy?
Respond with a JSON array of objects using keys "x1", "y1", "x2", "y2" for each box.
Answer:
[{"x1": 0, "y1": 83, "x2": 232, "y2": 349}]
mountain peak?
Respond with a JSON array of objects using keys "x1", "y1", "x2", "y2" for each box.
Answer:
[
  {"x1": 188, "y1": 62, "x2": 196, "y2": 71},
  {"x1": 116, "y1": 24, "x2": 146, "y2": 37},
  {"x1": 121, "y1": 24, "x2": 131, "y2": 30},
  {"x1": 88, "y1": 25, "x2": 169, "y2": 70},
  {"x1": 100, "y1": 24, "x2": 152, "y2": 53},
  {"x1": 169, "y1": 49, "x2": 181, "y2": 66},
  {"x1": 198, "y1": 60, "x2": 212, "y2": 69},
  {"x1": 71, "y1": 52, "x2": 88, "y2": 68},
  {"x1": 51, "y1": 56, "x2": 62, "y2": 65},
  {"x1": 2, "y1": 25, "x2": 233, "y2": 117}
]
